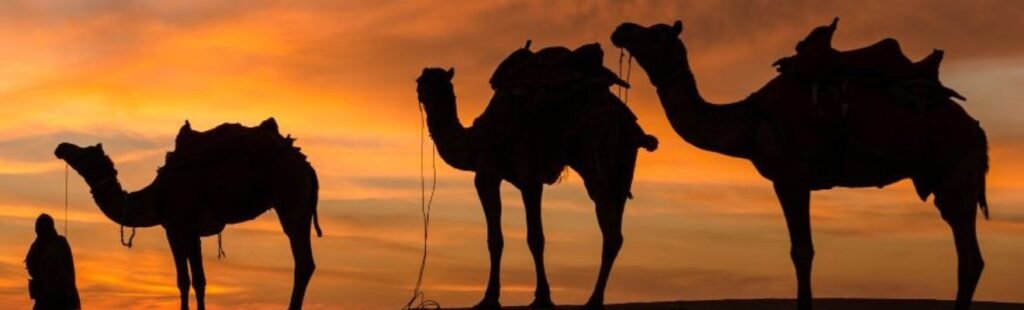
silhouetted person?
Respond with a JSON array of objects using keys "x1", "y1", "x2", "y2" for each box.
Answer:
[{"x1": 26, "y1": 214, "x2": 80, "y2": 310}]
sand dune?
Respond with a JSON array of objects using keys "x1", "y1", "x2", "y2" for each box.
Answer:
[{"x1": 470, "y1": 299, "x2": 1024, "y2": 309}]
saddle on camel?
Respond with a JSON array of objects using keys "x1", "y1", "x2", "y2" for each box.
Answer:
[
  {"x1": 473, "y1": 41, "x2": 655, "y2": 185},
  {"x1": 763, "y1": 18, "x2": 973, "y2": 187},
  {"x1": 773, "y1": 17, "x2": 965, "y2": 108},
  {"x1": 163, "y1": 118, "x2": 313, "y2": 236}
]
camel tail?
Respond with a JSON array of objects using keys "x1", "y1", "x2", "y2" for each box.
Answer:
[
  {"x1": 978, "y1": 123, "x2": 990, "y2": 220},
  {"x1": 980, "y1": 176, "x2": 989, "y2": 220},
  {"x1": 639, "y1": 134, "x2": 658, "y2": 152},
  {"x1": 311, "y1": 165, "x2": 323, "y2": 237}
]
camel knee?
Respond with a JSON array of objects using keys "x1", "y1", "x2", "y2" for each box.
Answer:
[
  {"x1": 299, "y1": 261, "x2": 316, "y2": 278},
  {"x1": 790, "y1": 246, "x2": 815, "y2": 264},
  {"x1": 603, "y1": 233, "x2": 623, "y2": 252},
  {"x1": 527, "y1": 232, "x2": 545, "y2": 252},
  {"x1": 177, "y1": 276, "x2": 191, "y2": 293},
  {"x1": 192, "y1": 276, "x2": 206, "y2": 292},
  {"x1": 962, "y1": 255, "x2": 985, "y2": 274},
  {"x1": 487, "y1": 237, "x2": 504, "y2": 253}
]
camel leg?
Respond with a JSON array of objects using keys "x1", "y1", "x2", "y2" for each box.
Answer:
[
  {"x1": 574, "y1": 170, "x2": 628, "y2": 310},
  {"x1": 774, "y1": 183, "x2": 814, "y2": 310},
  {"x1": 584, "y1": 189, "x2": 626, "y2": 309},
  {"x1": 521, "y1": 182, "x2": 554, "y2": 308},
  {"x1": 474, "y1": 173, "x2": 503, "y2": 309},
  {"x1": 186, "y1": 235, "x2": 206, "y2": 310},
  {"x1": 935, "y1": 175, "x2": 985, "y2": 310},
  {"x1": 280, "y1": 213, "x2": 316, "y2": 310},
  {"x1": 944, "y1": 208, "x2": 983, "y2": 310},
  {"x1": 166, "y1": 230, "x2": 192, "y2": 310}
]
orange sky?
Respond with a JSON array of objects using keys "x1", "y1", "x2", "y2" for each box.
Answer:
[{"x1": 1, "y1": 1, "x2": 1022, "y2": 309}]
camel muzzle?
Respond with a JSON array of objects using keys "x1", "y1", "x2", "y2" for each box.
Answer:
[
  {"x1": 611, "y1": 23, "x2": 643, "y2": 48},
  {"x1": 54, "y1": 143, "x2": 82, "y2": 160}
]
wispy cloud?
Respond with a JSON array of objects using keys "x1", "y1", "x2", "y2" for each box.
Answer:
[{"x1": 0, "y1": 1, "x2": 1022, "y2": 308}]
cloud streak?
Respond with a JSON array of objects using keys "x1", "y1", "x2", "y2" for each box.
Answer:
[{"x1": 0, "y1": 1, "x2": 1022, "y2": 308}]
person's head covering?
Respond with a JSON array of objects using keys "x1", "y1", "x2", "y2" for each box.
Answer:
[{"x1": 35, "y1": 213, "x2": 57, "y2": 239}]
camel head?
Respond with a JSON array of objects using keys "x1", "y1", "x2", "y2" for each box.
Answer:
[
  {"x1": 416, "y1": 67, "x2": 457, "y2": 114},
  {"x1": 54, "y1": 142, "x2": 117, "y2": 186},
  {"x1": 611, "y1": 20, "x2": 688, "y2": 79}
]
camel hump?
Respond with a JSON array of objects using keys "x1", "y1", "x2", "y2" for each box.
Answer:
[
  {"x1": 164, "y1": 119, "x2": 305, "y2": 171},
  {"x1": 489, "y1": 42, "x2": 628, "y2": 90},
  {"x1": 776, "y1": 19, "x2": 964, "y2": 102},
  {"x1": 489, "y1": 43, "x2": 537, "y2": 89}
]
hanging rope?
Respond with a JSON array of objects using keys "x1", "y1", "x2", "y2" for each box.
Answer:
[
  {"x1": 64, "y1": 164, "x2": 69, "y2": 237},
  {"x1": 624, "y1": 53, "x2": 633, "y2": 105},
  {"x1": 617, "y1": 48, "x2": 634, "y2": 105},
  {"x1": 217, "y1": 233, "x2": 227, "y2": 259},
  {"x1": 120, "y1": 196, "x2": 136, "y2": 248},
  {"x1": 403, "y1": 103, "x2": 440, "y2": 310},
  {"x1": 617, "y1": 48, "x2": 625, "y2": 98}
]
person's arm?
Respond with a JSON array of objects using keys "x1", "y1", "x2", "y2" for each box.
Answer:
[{"x1": 26, "y1": 242, "x2": 39, "y2": 300}]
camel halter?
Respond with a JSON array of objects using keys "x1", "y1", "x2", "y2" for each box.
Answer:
[
  {"x1": 79, "y1": 172, "x2": 138, "y2": 248},
  {"x1": 403, "y1": 102, "x2": 440, "y2": 310}
]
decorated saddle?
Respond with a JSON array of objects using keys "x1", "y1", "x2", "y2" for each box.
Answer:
[
  {"x1": 164, "y1": 117, "x2": 304, "y2": 172},
  {"x1": 472, "y1": 42, "x2": 653, "y2": 184},
  {"x1": 773, "y1": 18, "x2": 964, "y2": 103}
]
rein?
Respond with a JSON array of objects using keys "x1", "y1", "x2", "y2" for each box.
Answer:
[
  {"x1": 403, "y1": 102, "x2": 440, "y2": 310},
  {"x1": 618, "y1": 48, "x2": 634, "y2": 105}
]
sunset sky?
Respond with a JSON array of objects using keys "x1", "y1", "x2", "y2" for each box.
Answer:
[{"x1": 1, "y1": 1, "x2": 1022, "y2": 309}]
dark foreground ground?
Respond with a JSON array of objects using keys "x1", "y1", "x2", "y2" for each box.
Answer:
[{"x1": 459, "y1": 299, "x2": 1024, "y2": 310}]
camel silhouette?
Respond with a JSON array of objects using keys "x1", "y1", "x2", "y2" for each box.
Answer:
[
  {"x1": 612, "y1": 20, "x2": 988, "y2": 310},
  {"x1": 54, "y1": 118, "x2": 321, "y2": 310},
  {"x1": 416, "y1": 42, "x2": 657, "y2": 309}
]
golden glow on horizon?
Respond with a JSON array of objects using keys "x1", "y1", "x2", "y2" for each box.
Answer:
[{"x1": 0, "y1": 1, "x2": 1022, "y2": 309}]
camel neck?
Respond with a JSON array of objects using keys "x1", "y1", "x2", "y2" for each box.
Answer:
[
  {"x1": 421, "y1": 93, "x2": 477, "y2": 172},
  {"x1": 648, "y1": 49, "x2": 755, "y2": 159},
  {"x1": 79, "y1": 167, "x2": 162, "y2": 228}
]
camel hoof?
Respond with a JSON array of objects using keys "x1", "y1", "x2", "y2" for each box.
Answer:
[
  {"x1": 529, "y1": 297, "x2": 555, "y2": 309},
  {"x1": 473, "y1": 298, "x2": 502, "y2": 310}
]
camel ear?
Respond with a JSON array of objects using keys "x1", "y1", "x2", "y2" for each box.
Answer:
[
  {"x1": 445, "y1": 67, "x2": 455, "y2": 79},
  {"x1": 673, "y1": 20, "x2": 683, "y2": 35},
  {"x1": 96, "y1": 143, "x2": 103, "y2": 151}
]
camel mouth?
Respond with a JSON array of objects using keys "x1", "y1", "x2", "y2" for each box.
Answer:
[
  {"x1": 54, "y1": 142, "x2": 83, "y2": 160},
  {"x1": 611, "y1": 23, "x2": 644, "y2": 48}
]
